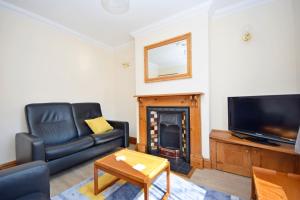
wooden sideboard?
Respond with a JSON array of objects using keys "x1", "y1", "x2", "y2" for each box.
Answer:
[{"x1": 210, "y1": 130, "x2": 300, "y2": 177}]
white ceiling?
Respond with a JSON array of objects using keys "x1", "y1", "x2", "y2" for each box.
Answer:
[
  {"x1": 211, "y1": 0, "x2": 245, "y2": 10},
  {"x1": 2, "y1": 0, "x2": 211, "y2": 47},
  {"x1": 2, "y1": 0, "x2": 247, "y2": 47}
]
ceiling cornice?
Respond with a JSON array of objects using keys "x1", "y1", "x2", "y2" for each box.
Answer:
[
  {"x1": 213, "y1": 0, "x2": 275, "y2": 18},
  {"x1": 0, "y1": 0, "x2": 114, "y2": 51},
  {"x1": 130, "y1": 0, "x2": 213, "y2": 38}
]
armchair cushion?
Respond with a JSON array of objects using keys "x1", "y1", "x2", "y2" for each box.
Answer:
[
  {"x1": 45, "y1": 136, "x2": 94, "y2": 161},
  {"x1": 26, "y1": 103, "x2": 78, "y2": 145},
  {"x1": 0, "y1": 161, "x2": 50, "y2": 200},
  {"x1": 72, "y1": 103, "x2": 102, "y2": 137},
  {"x1": 90, "y1": 129, "x2": 123, "y2": 145}
]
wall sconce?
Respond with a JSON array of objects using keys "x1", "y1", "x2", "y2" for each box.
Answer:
[
  {"x1": 122, "y1": 62, "x2": 130, "y2": 69},
  {"x1": 242, "y1": 32, "x2": 252, "y2": 42}
]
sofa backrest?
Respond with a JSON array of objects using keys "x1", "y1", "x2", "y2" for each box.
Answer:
[
  {"x1": 72, "y1": 103, "x2": 102, "y2": 137},
  {"x1": 25, "y1": 103, "x2": 78, "y2": 145}
]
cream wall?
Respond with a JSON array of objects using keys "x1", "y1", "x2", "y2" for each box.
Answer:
[
  {"x1": 0, "y1": 6, "x2": 116, "y2": 163},
  {"x1": 210, "y1": 0, "x2": 299, "y2": 131},
  {"x1": 293, "y1": 0, "x2": 300, "y2": 89},
  {"x1": 113, "y1": 42, "x2": 137, "y2": 137},
  {"x1": 133, "y1": 6, "x2": 211, "y2": 158}
]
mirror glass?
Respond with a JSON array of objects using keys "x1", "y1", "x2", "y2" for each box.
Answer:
[
  {"x1": 148, "y1": 40, "x2": 187, "y2": 78},
  {"x1": 144, "y1": 33, "x2": 191, "y2": 82}
]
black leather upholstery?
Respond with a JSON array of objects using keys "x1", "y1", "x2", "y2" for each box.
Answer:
[
  {"x1": 26, "y1": 103, "x2": 78, "y2": 145},
  {"x1": 48, "y1": 138, "x2": 123, "y2": 175},
  {"x1": 15, "y1": 133, "x2": 45, "y2": 164},
  {"x1": 72, "y1": 103, "x2": 102, "y2": 137},
  {"x1": 45, "y1": 136, "x2": 94, "y2": 161},
  {"x1": 91, "y1": 129, "x2": 123, "y2": 145},
  {"x1": 0, "y1": 161, "x2": 50, "y2": 200},
  {"x1": 16, "y1": 102, "x2": 129, "y2": 175},
  {"x1": 108, "y1": 120, "x2": 129, "y2": 147},
  {"x1": 17, "y1": 193, "x2": 49, "y2": 200}
]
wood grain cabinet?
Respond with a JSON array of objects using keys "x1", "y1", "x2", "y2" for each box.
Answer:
[
  {"x1": 210, "y1": 130, "x2": 300, "y2": 177},
  {"x1": 216, "y1": 143, "x2": 251, "y2": 176}
]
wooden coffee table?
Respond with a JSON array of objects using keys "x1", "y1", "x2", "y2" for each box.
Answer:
[
  {"x1": 94, "y1": 149, "x2": 170, "y2": 200},
  {"x1": 252, "y1": 166, "x2": 300, "y2": 200}
]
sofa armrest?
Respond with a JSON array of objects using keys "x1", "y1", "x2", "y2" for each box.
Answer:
[
  {"x1": 0, "y1": 161, "x2": 50, "y2": 200},
  {"x1": 107, "y1": 120, "x2": 129, "y2": 147},
  {"x1": 15, "y1": 132, "x2": 45, "y2": 164}
]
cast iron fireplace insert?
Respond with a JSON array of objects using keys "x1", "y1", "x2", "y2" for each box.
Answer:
[{"x1": 146, "y1": 106, "x2": 191, "y2": 174}]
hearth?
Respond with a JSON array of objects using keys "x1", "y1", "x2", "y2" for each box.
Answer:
[{"x1": 147, "y1": 106, "x2": 191, "y2": 174}]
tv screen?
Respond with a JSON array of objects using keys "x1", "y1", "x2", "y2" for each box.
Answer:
[{"x1": 228, "y1": 94, "x2": 300, "y2": 144}]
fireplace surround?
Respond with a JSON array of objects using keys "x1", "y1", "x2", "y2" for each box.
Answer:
[{"x1": 135, "y1": 93, "x2": 204, "y2": 171}]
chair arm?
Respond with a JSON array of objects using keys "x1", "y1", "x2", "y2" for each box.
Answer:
[
  {"x1": 0, "y1": 161, "x2": 50, "y2": 200},
  {"x1": 107, "y1": 120, "x2": 129, "y2": 147},
  {"x1": 15, "y1": 132, "x2": 45, "y2": 164}
]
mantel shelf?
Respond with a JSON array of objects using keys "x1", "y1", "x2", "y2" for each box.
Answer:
[{"x1": 134, "y1": 92, "x2": 204, "y2": 98}]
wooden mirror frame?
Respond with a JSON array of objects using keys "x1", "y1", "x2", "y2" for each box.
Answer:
[{"x1": 144, "y1": 33, "x2": 192, "y2": 83}]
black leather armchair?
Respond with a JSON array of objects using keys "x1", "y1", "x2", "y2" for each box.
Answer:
[
  {"x1": 0, "y1": 161, "x2": 50, "y2": 200},
  {"x1": 16, "y1": 102, "x2": 129, "y2": 175}
]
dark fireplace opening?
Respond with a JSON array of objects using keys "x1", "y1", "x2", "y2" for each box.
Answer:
[
  {"x1": 147, "y1": 106, "x2": 191, "y2": 175},
  {"x1": 160, "y1": 124, "x2": 180, "y2": 149},
  {"x1": 159, "y1": 112, "x2": 181, "y2": 150}
]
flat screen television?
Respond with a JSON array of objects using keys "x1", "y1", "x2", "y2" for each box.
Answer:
[{"x1": 228, "y1": 94, "x2": 300, "y2": 145}]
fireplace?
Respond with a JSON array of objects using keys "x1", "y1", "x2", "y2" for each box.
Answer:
[
  {"x1": 136, "y1": 93, "x2": 203, "y2": 175},
  {"x1": 147, "y1": 107, "x2": 191, "y2": 174}
]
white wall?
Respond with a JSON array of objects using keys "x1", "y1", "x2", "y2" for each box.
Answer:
[
  {"x1": 210, "y1": 0, "x2": 299, "y2": 131},
  {"x1": 113, "y1": 42, "x2": 137, "y2": 137},
  {"x1": 0, "y1": 6, "x2": 116, "y2": 163},
  {"x1": 133, "y1": 6, "x2": 211, "y2": 158},
  {"x1": 293, "y1": 0, "x2": 300, "y2": 89}
]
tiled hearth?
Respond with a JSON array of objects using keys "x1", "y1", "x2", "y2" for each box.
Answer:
[{"x1": 135, "y1": 93, "x2": 204, "y2": 174}]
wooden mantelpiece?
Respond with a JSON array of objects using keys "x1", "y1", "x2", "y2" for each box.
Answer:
[{"x1": 135, "y1": 92, "x2": 204, "y2": 168}]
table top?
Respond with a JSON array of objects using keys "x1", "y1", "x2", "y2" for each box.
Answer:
[
  {"x1": 253, "y1": 167, "x2": 300, "y2": 200},
  {"x1": 95, "y1": 149, "x2": 169, "y2": 183}
]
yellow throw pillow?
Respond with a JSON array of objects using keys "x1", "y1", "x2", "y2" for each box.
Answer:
[{"x1": 85, "y1": 117, "x2": 113, "y2": 134}]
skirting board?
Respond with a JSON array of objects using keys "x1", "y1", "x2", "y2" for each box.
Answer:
[
  {"x1": 0, "y1": 160, "x2": 17, "y2": 170},
  {"x1": 129, "y1": 137, "x2": 137, "y2": 145},
  {"x1": 203, "y1": 159, "x2": 212, "y2": 169}
]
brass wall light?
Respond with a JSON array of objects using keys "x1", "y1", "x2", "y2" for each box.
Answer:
[
  {"x1": 122, "y1": 62, "x2": 130, "y2": 69},
  {"x1": 242, "y1": 32, "x2": 252, "y2": 42}
]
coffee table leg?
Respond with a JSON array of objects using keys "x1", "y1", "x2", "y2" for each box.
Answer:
[
  {"x1": 94, "y1": 165, "x2": 99, "y2": 195},
  {"x1": 144, "y1": 183, "x2": 149, "y2": 200},
  {"x1": 166, "y1": 164, "x2": 170, "y2": 194}
]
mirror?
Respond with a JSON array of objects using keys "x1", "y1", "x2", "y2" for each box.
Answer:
[{"x1": 144, "y1": 33, "x2": 192, "y2": 83}]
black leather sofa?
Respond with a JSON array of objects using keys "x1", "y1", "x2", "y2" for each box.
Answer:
[
  {"x1": 15, "y1": 103, "x2": 129, "y2": 175},
  {"x1": 0, "y1": 161, "x2": 50, "y2": 200}
]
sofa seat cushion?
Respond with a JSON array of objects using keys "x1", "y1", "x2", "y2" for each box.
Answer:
[
  {"x1": 16, "y1": 192, "x2": 49, "y2": 200},
  {"x1": 90, "y1": 129, "x2": 123, "y2": 145},
  {"x1": 45, "y1": 136, "x2": 94, "y2": 161}
]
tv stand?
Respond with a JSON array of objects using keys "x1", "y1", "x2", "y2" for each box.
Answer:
[
  {"x1": 209, "y1": 130, "x2": 300, "y2": 177},
  {"x1": 232, "y1": 132, "x2": 279, "y2": 146}
]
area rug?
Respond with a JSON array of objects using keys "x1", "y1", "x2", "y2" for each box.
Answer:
[{"x1": 52, "y1": 172, "x2": 240, "y2": 200}]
